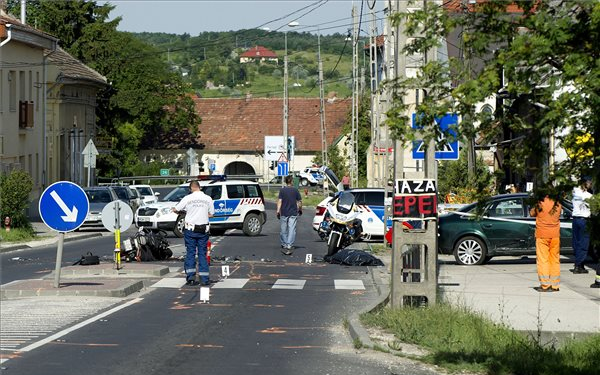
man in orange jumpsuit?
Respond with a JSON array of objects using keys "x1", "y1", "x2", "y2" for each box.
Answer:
[{"x1": 529, "y1": 196, "x2": 562, "y2": 292}]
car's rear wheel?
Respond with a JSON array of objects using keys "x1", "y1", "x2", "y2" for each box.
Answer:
[
  {"x1": 173, "y1": 215, "x2": 185, "y2": 238},
  {"x1": 300, "y1": 178, "x2": 309, "y2": 186},
  {"x1": 453, "y1": 236, "x2": 487, "y2": 265},
  {"x1": 243, "y1": 213, "x2": 262, "y2": 236}
]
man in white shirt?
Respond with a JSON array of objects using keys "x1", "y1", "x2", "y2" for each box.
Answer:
[
  {"x1": 571, "y1": 177, "x2": 592, "y2": 274},
  {"x1": 173, "y1": 181, "x2": 214, "y2": 285}
]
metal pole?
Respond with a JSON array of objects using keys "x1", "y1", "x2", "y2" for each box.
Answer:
[
  {"x1": 53, "y1": 232, "x2": 65, "y2": 288},
  {"x1": 318, "y1": 30, "x2": 328, "y2": 168},
  {"x1": 283, "y1": 31, "x2": 289, "y2": 187}
]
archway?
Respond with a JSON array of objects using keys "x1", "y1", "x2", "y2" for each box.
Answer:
[{"x1": 224, "y1": 161, "x2": 256, "y2": 176}]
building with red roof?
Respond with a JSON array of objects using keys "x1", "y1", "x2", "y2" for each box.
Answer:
[{"x1": 239, "y1": 46, "x2": 278, "y2": 64}]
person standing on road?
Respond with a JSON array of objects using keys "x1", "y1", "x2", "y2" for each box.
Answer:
[
  {"x1": 342, "y1": 174, "x2": 350, "y2": 190},
  {"x1": 277, "y1": 175, "x2": 302, "y2": 255},
  {"x1": 571, "y1": 177, "x2": 592, "y2": 274},
  {"x1": 172, "y1": 180, "x2": 214, "y2": 286},
  {"x1": 529, "y1": 195, "x2": 562, "y2": 292}
]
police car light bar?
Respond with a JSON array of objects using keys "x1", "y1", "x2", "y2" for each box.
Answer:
[{"x1": 196, "y1": 175, "x2": 227, "y2": 181}]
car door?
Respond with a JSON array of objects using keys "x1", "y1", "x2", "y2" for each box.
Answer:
[
  {"x1": 202, "y1": 185, "x2": 224, "y2": 223},
  {"x1": 361, "y1": 191, "x2": 386, "y2": 236},
  {"x1": 479, "y1": 197, "x2": 531, "y2": 254}
]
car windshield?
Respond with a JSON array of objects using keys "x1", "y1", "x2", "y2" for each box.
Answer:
[
  {"x1": 86, "y1": 190, "x2": 112, "y2": 203},
  {"x1": 163, "y1": 186, "x2": 189, "y2": 202},
  {"x1": 136, "y1": 187, "x2": 153, "y2": 195}
]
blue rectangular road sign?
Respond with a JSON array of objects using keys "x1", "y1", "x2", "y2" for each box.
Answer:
[
  {"x1": 277, "y1": 161, "x2": 289, "y2": 177},
  {"x1": 412, "y1": 113, "x2": 460, "y2": 160}
]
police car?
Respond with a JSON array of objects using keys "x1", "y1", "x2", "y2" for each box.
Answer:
[
  {"x1": 135, "y1": 177, "x2": 266, "y2": 237},
  {"x1": 298, "y1": 167, "x2": 325, "y2": 186},
  {"x1": 312, "y1": 188, "x2": 392, "y2": 239}
]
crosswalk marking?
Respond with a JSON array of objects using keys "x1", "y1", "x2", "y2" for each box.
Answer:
[
  {"x1": 334, "y1": 280, "x2": 366, "y2": 290},
  {"x1": 212, "y1": 278, "x2": 249, "y2": 288},
  {"x1": 151, "y1": 278, "x2": 187, "y2": 288},
  {"x1": 272, "y1": 279, "x2": 306, "y2": 290}
]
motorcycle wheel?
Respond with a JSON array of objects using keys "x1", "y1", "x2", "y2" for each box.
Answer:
[{"x1": 327, "y1": 232, "x2": 341, "y2": 257}]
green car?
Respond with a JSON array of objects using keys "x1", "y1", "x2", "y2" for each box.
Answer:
[{"x1": 438, "y1": 193, "x2": 573, "y2": 265}]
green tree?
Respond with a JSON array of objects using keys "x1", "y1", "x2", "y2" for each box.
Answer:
[
  {"x1": 0, "y1": 170, "x2": 34, "y2": 231},
  {"x1": 387, "y1": 0, "x2": 599, "y2": 202}
]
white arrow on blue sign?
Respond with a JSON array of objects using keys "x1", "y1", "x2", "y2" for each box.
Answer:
[
  {"x1": 412, "y1": 113, "x2": 460, "y2": 160},
  {"x1": 39, "y1": 181, "x2": 89, "y2": 232},
  {"x1": 277, "y1": 161, "x2": 289, "y2": 177}
]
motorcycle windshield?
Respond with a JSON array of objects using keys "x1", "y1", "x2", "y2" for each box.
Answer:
[{"x1": 336, "y1": 192, "x2": 355, "y2": 214}]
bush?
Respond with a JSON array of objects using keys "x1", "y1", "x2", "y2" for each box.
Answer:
[{"x1": 0, "y1": 170, "x2": 33, "y2": 231}]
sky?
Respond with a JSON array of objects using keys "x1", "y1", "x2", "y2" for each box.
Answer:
[{"x1": 101, "y1": 0, "x2": 385, "y2": 36}]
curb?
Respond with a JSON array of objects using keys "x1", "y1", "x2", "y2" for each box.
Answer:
[
  {"x1": 0, "y1": 232, "x2": 103, "y2": 253},
  {"x1": 347, "y1": 262, "x2": 391, "y2": 349}
]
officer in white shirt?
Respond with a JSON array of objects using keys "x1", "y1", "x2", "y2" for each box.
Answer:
[
  {"x1": 172, "y1": 181, "x2": 214, "y2": 286},
  {"x1": 571, "y1": 177, "x2": 592, "y2": 274}
]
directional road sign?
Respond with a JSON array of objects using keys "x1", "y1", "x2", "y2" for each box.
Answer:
[
  {"x1": 265, "y1": 136, "x2": 295, "y2": 161},
  {"x1": 101, "y1": 200, "x2": 134, "y2": 233},
  {"x1": 39, "y1": 181, "x2": 89, "y2": 232},
  {"x1": 277, "y1": 161, "x2": 289, "y2": 177},
  {"x1": 412, "y1": 113, "x2": 460, "y2": 160},
  {"x1": 160, "y1": 169, "x2": 169, "y2": 176}
]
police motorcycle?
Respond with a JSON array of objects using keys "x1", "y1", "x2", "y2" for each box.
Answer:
[{"x1": 321, "y1": 191, "x2": 363, "y2": 257}]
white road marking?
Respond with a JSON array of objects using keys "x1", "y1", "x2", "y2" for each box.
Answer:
[
  {"x1": 272, "y1": 279, "x2": 306, "y2": 290},
  {"x1": 334, "y1": 280, "x2": 365, "y2": 290},
  {"x1": 212, "y1": 278, "x2": 249, "y2": 289},
  {"x1": 150, "y1": 278, "x2": 187, "y2": 288},
  {"x1": 19, "y1": 298, "x2": 143, "y2": 353}
]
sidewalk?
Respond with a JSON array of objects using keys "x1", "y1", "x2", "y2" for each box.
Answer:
[
  {"x1": 350, "y1": 247, "x2": 599, "y2": 349},
  {"x1": 0, "y1": 222, "x2": 105, "y2": 253}
]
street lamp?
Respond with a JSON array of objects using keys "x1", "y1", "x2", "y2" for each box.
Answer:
[{"x1": 282, "y1": 21, "x2": 299, "y2": 185}]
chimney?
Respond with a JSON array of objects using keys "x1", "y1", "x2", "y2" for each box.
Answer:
[{"x1": 20, "y1": 0, "x2": 25, "y2": 24}]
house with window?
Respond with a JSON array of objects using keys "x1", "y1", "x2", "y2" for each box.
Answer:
[
  {"x1": 1, "y1": 11, "x2": 106, "y2": 216},
  {"x1": 239, "y1": 46, "x2": 278, "y2": 64},
  {"x1": 0, "y1": 13, "x2": 58, "y2": 199}
]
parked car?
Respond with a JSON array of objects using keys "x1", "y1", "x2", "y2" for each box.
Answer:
[
  {"x1": 110, "y1": 185, "x2": 140, "y2": 212},
  {"x1": 130, "y1": 184, "x2": 160, "y2": 205},
  {"x1": 135, "y1": 179, "x2": 267, "y2": 238},
  {"x1": 128, "y1": 187, "x2": 144, "y2": 209},
  {"x1": 82, "y1": 187, "x2": 119, "y2": 227},
  {"x1": 313, "y1": 188, "x2": 393, "y2": 239},
  {"x1": 438, "y1": 193, "x2": 573, "y2": 265}
]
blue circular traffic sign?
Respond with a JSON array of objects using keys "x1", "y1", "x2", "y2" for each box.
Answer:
[{"x1": 39, "y1": 181, "x2": 89, "y2": 232}]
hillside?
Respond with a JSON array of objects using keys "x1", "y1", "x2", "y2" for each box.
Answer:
[{"x1": 131, "y1": 30, "x2": 366, "y2": 99}]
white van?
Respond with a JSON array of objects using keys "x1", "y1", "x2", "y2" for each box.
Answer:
[{"x1": 130, "y1": 185, "x2": 160, "y2": 205}]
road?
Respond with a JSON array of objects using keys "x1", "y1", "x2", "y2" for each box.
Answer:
[{"x1": 0, "y1": 202, "x2": 438, "y2": 375}]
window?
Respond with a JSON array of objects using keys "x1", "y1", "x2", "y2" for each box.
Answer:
[
  {"x1": 245, "y1": 184, "x2": 262, "y2": 198},
  {"x1": 363, "y1": 191, "x2": 384, "y2": 206},
  {"x1": 19, "y1": 100, "x2": 34, "y2": 128},
  {"x1": 19, "y1": 71, "x2": 25, "y2": 101},
  {"x1": 203, "y1": 185, "x2": 222, "y2": 200},
  {"x1": 9, "y1": 71, "x2": 16, "y2": 111},
  {"x1": 226, "y1": 185, "x2": 245, "y2": 199},
  {"x1": 487, "y1": 199, "x2": 524, "y2": 217},
  {"x1": 36, "y1": 72, "x2": 40, "y2": 110}
]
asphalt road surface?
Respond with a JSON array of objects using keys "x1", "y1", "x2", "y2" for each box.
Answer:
[{"x1": 0, "y1": 202, "x2": 441, "y2": 375}]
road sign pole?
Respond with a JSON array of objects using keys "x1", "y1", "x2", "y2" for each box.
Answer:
[
  {"x1": 114, "y1": 201, "x2": 122, "y2": 270},
  {"x1": 53, "y1": 232, "x2": 65, "y2": 288}
]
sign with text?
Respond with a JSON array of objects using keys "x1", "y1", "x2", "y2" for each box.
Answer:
[{"x1": 393, "y1": 179, "x2": 438, "y2": 220}]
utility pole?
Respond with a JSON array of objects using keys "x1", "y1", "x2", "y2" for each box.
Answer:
[
  {"x1": 283, "y1": 32, "x2": 289, "y2": 187},
  {"x1": 391, "y1": 0, "x2": 439, "y2": 308},
  {"x1": 351, "y1": 5, "x2": 360, "y2": 188},
  {"x1": 318, "y1": 31, "x2": 328, "y2": 169},
  {"x1": 369, "y1": 9, "x2": 380, "y2": 188}
]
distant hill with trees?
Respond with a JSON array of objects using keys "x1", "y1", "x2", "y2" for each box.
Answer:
[{"x1": 131, "y1": 30, "x2": 364, "y2": 98}]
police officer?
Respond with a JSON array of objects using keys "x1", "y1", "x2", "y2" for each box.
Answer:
[{"x1": 172, "y1": 180, "x2": 214, "y2": 286}]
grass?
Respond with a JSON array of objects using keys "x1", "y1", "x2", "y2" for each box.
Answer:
[
  {"x1": 361, "y1": 304, "x2": 600, "y2": 375},
  {"x1": 0, "y1": 227, "x2": 36, "y2": 243}
]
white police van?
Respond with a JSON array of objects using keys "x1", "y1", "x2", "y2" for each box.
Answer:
[{"x1": 135, "y1": 177, "x2": 266, "y2": 237}]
